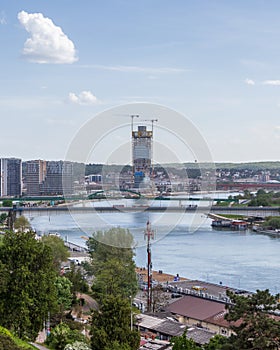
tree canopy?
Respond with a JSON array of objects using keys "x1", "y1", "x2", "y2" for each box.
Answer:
[
  {"x1": 41, "y1": 234, "x2": 70, "y2": 271},
  {"x1": 13, "y1": 216, "x2": 30, "y2": 232},
  {"x1": 87, "y1": 228, "x2": 138, "y2": 300},
  {"x1": 225, "y1": 289, "x2": 280, "y2": 349},
  {"x1": 90, "y1": 294, "x2": 140, "y2": 350},
  {"x1": 171, "y1": 330, "x2": 201, "y2": 350},
  {"x1": 0, "y1": 231, "x2": 58, "y2": 340}
]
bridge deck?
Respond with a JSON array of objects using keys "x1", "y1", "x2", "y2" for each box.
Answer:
[{"x1": 1, "y1": 205, "x2": 279, "y2": 217}]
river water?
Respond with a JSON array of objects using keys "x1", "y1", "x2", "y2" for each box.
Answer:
[{"x1": 29, "y1": 198, "x2": 280, "y2": 295}]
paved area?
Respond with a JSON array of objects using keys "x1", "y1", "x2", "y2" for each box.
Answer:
[
  {"x1": 136, "y1": 267, "x2": 187, "y2": 284},
  {"x1": 29, "y1": 343, "x2": 49, "y2": 350}
]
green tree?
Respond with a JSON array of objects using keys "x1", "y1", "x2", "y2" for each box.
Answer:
[
  {"x1": 0, "y1": 334, "x2": 22, "y2": 350},
  {"x1": 41, "y1": 235, "x2": 70, "y2": 271},
  {"x1": 2, "y1": 200, "x2": 13, "y2": 207},
  {"x1": 46, "y1": 323, "x2": 87, "y2": 350},
  {"x1": 54, "y1": 276, "x2": 73, "y2": 311},
  {"x1": 0, "y1": 213, "x2": 7, "y2": 224},
  {"x1": 204, "y1": 335, "x2": 234, "y2": 350},
  {"x1": 104, "y1": 341, "x2": 131, "y2": 350},
  {"x1": 14, "y1": 216, "x2": 30, "y2": 232},
  {"x1": 264, "y1": 217, "x2": 280, "y2": 230},
  {"x1": 90, "y1": 294, "x2": 140, "y2": 350},
  {"x1": 0, "y1": 231, "x2": 57, "y2": 340},
  {"x1": 87, "y1": 228, "x2": 138, "y2": 300},
  {"x1": 171, "y1": 330, "x2": 201, "y2": 350},
  {"x1": 225, "y1": 289, "x2": 280, "y2": 349},
  {"x1": 65, "y1": 263, "x2": 89, "y2": 296}
]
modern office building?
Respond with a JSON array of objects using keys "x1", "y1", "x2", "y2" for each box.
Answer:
[
  {"x1": 24, "y1": 160, "x2": 47, "y2": 196},
  {"x1": 40, "y1": 161, "x2": 74, "y2": 195},
  {"x1": 132, "y1": 125, "x2": 153, "y2": 188},
  {"x1": 0, "y1": 158, "x2": 22, "y2": 197}
]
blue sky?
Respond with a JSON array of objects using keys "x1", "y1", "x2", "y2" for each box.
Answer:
[{"x1": 1, "y1": 0, "x2": 280, "y2": 163}]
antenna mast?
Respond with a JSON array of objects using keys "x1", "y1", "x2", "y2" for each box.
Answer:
[{"x1": 144, "y1": 220, "x2": 155, "y2": 312}]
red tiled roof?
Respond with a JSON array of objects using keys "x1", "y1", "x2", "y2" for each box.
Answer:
[{"x1": 167, "y1": 295, "x2": 226, "y2": 321}]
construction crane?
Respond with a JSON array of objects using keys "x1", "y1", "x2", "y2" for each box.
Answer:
[
  {"x1": 130, "y1": 114, "x2": 140, "y2": 133},
  {"x1": 141, "y1": 118, "x2": 158, "y2": 134}
]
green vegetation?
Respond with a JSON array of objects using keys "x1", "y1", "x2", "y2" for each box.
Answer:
[
  {"x1": 0, "y1": 214, "x2": 7, "y2": 224},
  {"x1": 219, "y1": 214, "x2": 246, "y2": 220},
  {"x1": 0, "y1": 230, "x2": 57, "y2": 340},
  {"x1": 45, "y1": 322, "x2": 89, "y2": 350},
  {"x1": 87, "y1": 228, "x2": 140, "y2": 350},
  {"x1": 170, "y1": 290, "x2": 280, "y2": 349},
  {"x1": 41, "y1": 234, "x2": 70, "y2": 271},
  {"x1": 225, "y1": 289, "x2": 280, "y2": 349},
  {"x1": 247, "y1": 189, "x2": 280, "y2": 207},
  {"x1": 1, "y1": 199, "x2": 13, "y2": 207},
  {"x1": 87, "y1": 228, "x2": 138, "y2": 301},
  {"x1": 90, "y1": 294, "x2": 140, "y2": 350},
  {"x1": 0, "y1": 326, "x2": 36, "y2": 350},
  {"x1": 64, "y1": 341, "x2": 91, "y2": 350},
  {"x1": 264, "y1": 217, "x2": 280, "y2": 230},
  {"x1": 14, "y1": 216, "x2": 30, "y2": 232},
  {"x1": 65, "y1": 263, "x2": 89, "y2": 296},
  {"x1": 171, "y1": 330, "x2": 201, "y2": 350},
  {"x1": 54, "y1": 276, "x2": 73, "y2": 312}
]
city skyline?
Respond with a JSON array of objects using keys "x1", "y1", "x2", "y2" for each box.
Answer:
[{"x1": 1, "y1": 1, "x2": 280, "y2": 162}]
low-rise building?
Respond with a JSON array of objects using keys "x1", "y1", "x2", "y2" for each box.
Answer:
[
  {"x1": 166, "y1": 295, "x2": 239, "y2": 336},
  {"x1": 135, "y1": 313, "x2": 215, "y2": 345}
]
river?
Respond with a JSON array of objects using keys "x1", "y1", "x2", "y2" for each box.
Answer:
[{"x1": 29, "y1": 198, "x2": 280, "y2": 295}]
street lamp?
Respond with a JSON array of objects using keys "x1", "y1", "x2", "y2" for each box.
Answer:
[{"x1": 130, "y1": 295, "x2": 133, "y2": 331}]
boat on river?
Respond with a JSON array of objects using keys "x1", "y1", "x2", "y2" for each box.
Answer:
[{"x1": 212, "y1": 219, "x2": 248, "y2": 230}]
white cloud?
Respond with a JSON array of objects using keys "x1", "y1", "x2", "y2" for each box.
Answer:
[
  {"x1": 262, "y1": 80, "x2": 280, "y2": 86},
  {"x1": 0, "y1": 11, "x2": 7, "y2": 25},
  {"x1": 68, "y1": 91, "x2": 98, "y2": 105},
  {"x1": 245, "y1": 78, "x2": 255, "y2": 85},
  {"x1": 81, "y1": 64, "x2": 187, "y2": 74},
  {"x1": 17, "y1": 11, "x2": 78, "y2": 64}
]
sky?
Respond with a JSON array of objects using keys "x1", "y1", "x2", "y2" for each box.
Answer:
[{"x1": 1, "y1": 0, "x2": 280, "y2": 163}]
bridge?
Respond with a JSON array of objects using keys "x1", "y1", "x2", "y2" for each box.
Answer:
[{"x1": 1, "y1": 205, "x2": 279, "y2": 218}]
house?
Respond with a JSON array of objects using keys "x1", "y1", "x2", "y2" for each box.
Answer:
[
  {"x1": 135, "y1": 313, "x2": 215, "y2": 345},
  {"x1": 166, "y1": 295, "x2": 238, "y2": 336}
]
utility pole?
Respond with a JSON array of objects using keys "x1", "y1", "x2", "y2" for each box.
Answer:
[{"x1": 144, "y1": 220, "x2": 155, "y2": 312}]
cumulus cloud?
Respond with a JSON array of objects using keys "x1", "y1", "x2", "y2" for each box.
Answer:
[
  {"x1": 245, "y1": 78, "x2": 255, "y2": 85},
  {"x1": 0, "y1": 11, "x2": 7, "y2": 25},
  {"x1": 68, "y1": 91, "x2": 98, "y2": 105},
  {"x1": 263, "y1": 80, "x2": 280, "y2": 86},
  {"x1": 17, "y1": 11, "x2": 78, "y2": 64}
]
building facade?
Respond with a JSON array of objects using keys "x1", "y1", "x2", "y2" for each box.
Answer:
[
  {"x1": 24, "y1": 160, "x2": 47, "y2": 196},
  {"x1": 132, "y1": 125, "x2": 152, "y2": 188},
  {"x1": 40, "y1": 161, "x2": 73, "y2": 195},
  {"x1": 0, "y1": 158, "x2": 22, "y2": 197}
]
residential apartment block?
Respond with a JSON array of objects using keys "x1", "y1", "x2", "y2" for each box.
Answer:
[{"x1": 0, "y1": 158, "x2": 22, "y2": 197}]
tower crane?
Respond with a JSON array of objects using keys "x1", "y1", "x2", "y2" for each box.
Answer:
[
  {"x1": 130, "y1": 115, "x2": 140, "y2": 133},
  {"x1": 141, "y1": 118, "x2": 158, "y2": 134}
]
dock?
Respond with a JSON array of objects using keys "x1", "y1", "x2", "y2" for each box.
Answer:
[{"x1": 64, "y1": 240, "x2": 88, "y2": 253}]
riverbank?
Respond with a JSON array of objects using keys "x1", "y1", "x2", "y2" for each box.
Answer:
[{"x1": 136, "y1": 267, "x2": 187, "y2": 284}]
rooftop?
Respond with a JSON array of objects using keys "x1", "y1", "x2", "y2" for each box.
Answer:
[{"x1": 167, "y1": 295, "x2": 226, "y2": 320}]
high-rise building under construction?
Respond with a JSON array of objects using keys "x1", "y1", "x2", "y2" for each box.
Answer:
[{"x1": 132, "y1": 125, "x2": 152, "y2": 188}]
